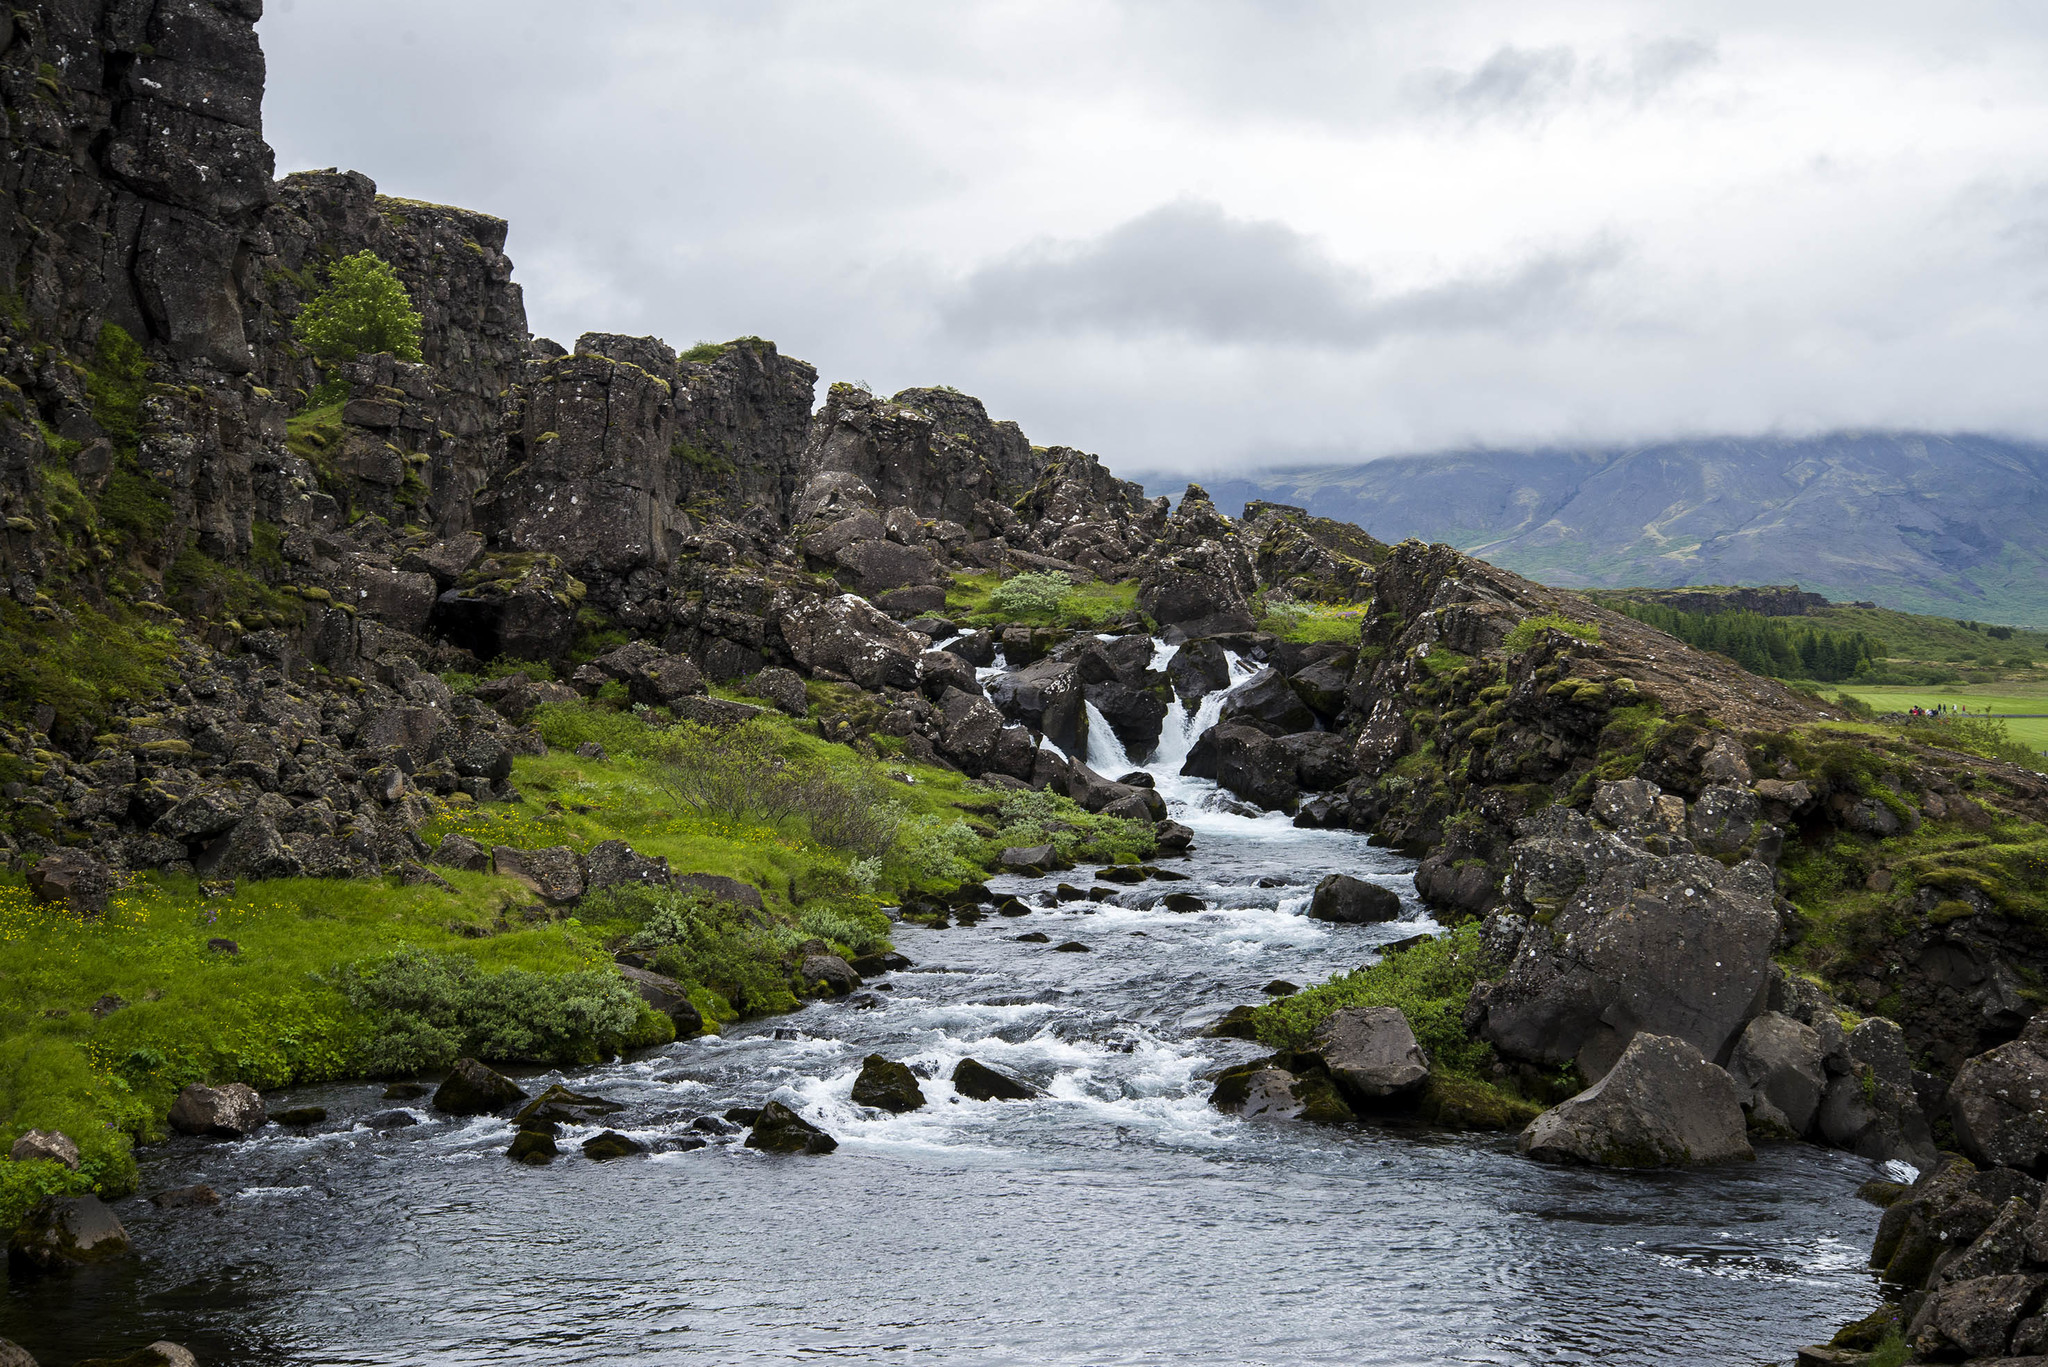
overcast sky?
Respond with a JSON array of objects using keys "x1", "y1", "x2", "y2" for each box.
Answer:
[{"x1": 258, "y1": 1, "x2": 2048, "y2": 478}]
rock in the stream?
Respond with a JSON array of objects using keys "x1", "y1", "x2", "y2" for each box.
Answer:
[
  {"x1": 1208, "y1": 1063, "x2": 1355, "y2": 1124},
  {"x1": 0, "y1": 1339, "x2": 31, "y2": 1367},
  {"x1": 508, "y1": 1129, "x2": 558, "y2": 1165},
  {"x1": 72, "y1": 1343, "x2": 200, "y2": 1367},
  {"x1": 148, "y1": 1185, "x2": 220, "y2": 1209},
  {"x1": 999, "y1": 844, "x2": 1057, "y2": 872},
  {"x1": 798, "y1": 953, "x2": 862, "y2": 997},
  {"x1": 953, "y1": 1057, "x2": 1042, "y2": 1101},
  {"x1": 619, "y1": 963, "x2": 705, "y2": 1035},
  {"x1": 1518, "y1": 1033, "x2": 1753, "y2": 1168},
  {"x1": 6, "y1": 1196, "x2": 131, "y2": 1275},
  {"x1": 1307, "y1": 1007, "x2": 1431, "y2": 1102},
  {"x1": 167, "y1": 1082, "x2": 267, "y2": 1137},
  {"x1": 1306, "y1": 874, "x2": 1402, "y2": 924},
  {"x1": 745, "y1": 1101, "x2": 839, "y2": 1153},
  {"x1": 582, "y1": 1131, "x2": 645, "y2": 1160},
  {"x1": 274, "y1": 1106, "x2": 327, "y2": 1127},
  {"x1": 434, "y1": 1058, "x2": 528, "y2": 1115},
  {"x1": 852, "y1": 1055, "x2": 927, "y2": 1113},
  {"x1": 8, "y1": 1129, "x2": 79, "y2": 1169}
]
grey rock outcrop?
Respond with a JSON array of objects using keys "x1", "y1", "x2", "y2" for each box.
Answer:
[
  {"x1": 1519, "y1": 1033, "x2": 1754, "y2": 1168},
  {"x1": 167, "y1": 1082, "x2": 267, "y2": 1137},
  {"x1": 1306, "y1": 1006, "x2": 1430, "y2": 1101}
]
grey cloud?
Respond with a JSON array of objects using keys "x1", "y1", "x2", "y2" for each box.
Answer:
[
  {"x1": 1413, "y1": 36, "x2": 1715, "y2": 120},
  {"x1": 943, "y1": 201, "x2": 1620, "y2": 349}
]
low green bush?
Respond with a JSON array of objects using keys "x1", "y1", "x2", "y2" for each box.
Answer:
[
  {"x1": 987, "y1": 571, "x2": 1073, "y2": 618},
  {"x1": 1250, "y1": 923, "x2": 1498, "y2": 1077},
  {"x1": 337, "y1": 948, "x2": 652, "y2": 1075},
  {"x1": 989, "y1": 788, "x2": 1154, "y2": 864}
]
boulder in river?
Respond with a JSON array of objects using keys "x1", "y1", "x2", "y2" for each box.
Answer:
[
  {"x1": 1307, "y1": 1007, "x2": 1431, "y2": 1102},
  {"x1": 745, "y1": 1101, "x2": 839, "y2": 1153},
  {"x1": 1518, "y1": 1033, "x2": 1753, "y2": 1168},
  {"x1": 167, "y1": 1082, "x2": 267, "y2": 1137},
  {"x1": 435, "y1": 1058, "x2": 528, "y2": 1115},
  {"x1": 0, "y1": 1339, "x2": 31, "y2": 1367},
  {"x1": 508, "y1": 1129, "x2": 558, "y2": 1165},
  {"x1": 1208, "y1": 1063, "x2": 1355, "y2": 1124},
  {"x1": 852, "y1": 1055, "x2": 927, "y2": 1113},
  {"x1": 999, "y1": 844, "x2": 1057, "y2": 872},
  {"x1": 71, "y1": 1342, "x2": 199, "y2": 1367},
  {"x1": 953, "y1": 1057, "x2": 1042, "y2": 1101},
  {"x1": 274, "y1": 1106, "x2": 327, "y2": 1127},
  {"x1": 798, "y1": 952, "x2": 862, "y2": 997},
  {"x1": 516, "y1": 1085, "x2": 626, "y2": 1128},
  {"x1": 1220, "y1": 667, "x2": 1316, "y2": 735},
  {"x1": 582, "y1": 1131, "x2": 646, "y2": 1160},
  {"x1": 1306, "y1": 874, "x2": 1402, "y2": 924},
  {"x1": 7, "y1": 1195, "x2": 131, "y2": 1275}
]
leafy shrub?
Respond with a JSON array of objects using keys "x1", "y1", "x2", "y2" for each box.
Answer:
[
  {"x1": 795, "y1": 905, "x2": 891, "y2": 956},
  {"x1": 649, "y1": 720, "x2": 903, "y2": 856},
  {"x1": 293, "y1": 250, "x2": 425, "y2": 365},
  {"x1": 1502, "y1": 612, "x2": 1602, "y2": 654},
  {"x1": 338, "y1": 949, "x2": 647, "y2": 1075},
  {"x1": 987, "y1": 571, "x2": 1073, "y2": 618},
  {"x1": 1250, "y1": 923, "x2": 1499, "y2": 1077},
  {"x1": 990, "y1": 787, "x2": 1154, "y2": 864},
  {"x1": 626, "y1": 892, "x2": 802, "y2": 1018},
  {"x1": 898, "y1": 815, "x2": 985, "y2": 885},
  {"x1": 528, "y1": 700, "x2": 658, "y2": 759}
]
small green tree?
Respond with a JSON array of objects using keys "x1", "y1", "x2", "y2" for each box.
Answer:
[{"x1": 292, "y1": 251, "x2": 424, "y2": 365}]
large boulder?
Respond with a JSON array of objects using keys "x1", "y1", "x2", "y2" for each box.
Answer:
[
  {"x1": 618, "y1": 964, "x2": 703, "y2": 1036},
  {"x1": 1208, "y1": 1063, "x2": 1355, "y2": 1124},
  {"x1": 1473, "y1": 848, "x2": 1779, "y2": 1081},
  {"x1": 779, "y1": 593, "x2": 921, "y2": 691},
  {"x1": 744, "y1": 1100, "x2": 838, "y2": 1154},
  {"x1": 918, "y1": 650, "x2": 981, "y2": 703},
  {"x1": 1725, "y1": 1010, "x2": 1825, "y2": 1136},
  {"x1": 797, "y1": 953, "x2": 862, "y2": 997},
  {"x1": 1518, "y1": 1033, "x2": 1754, "y2": 1168},
  {"x1": 987, "y1": 658, "x2": 1087, "y2": 757},
  {"x1": 1819, "y1": 1017, "x2": 1939, "y2": 1168},
  {"x1": 1948, "y1": 1016, "x2": 2048, "y2": 1172},
  {"x1": 1289, "y1": 658, "x2": 1352, "y2": 720},
  {"x1": 583, "y1": 839, "x2": 671, "y2": 893},
  {"x1": 1211, "y1": 723, "x2": 1298, "y2": 813},
  {"x1": 10, "y1": 1129, "x2": 80, "y2": 1169},
  {"x1": 27, "y1": 850, "x2": 114, "y2": 914},
  {"x1": 1912, "y1": 1273, "x2": 2048, "y2": 1361},
  {"x1": 851, "y1": 1055, "x2": 927, "y2": 1113},
  {"x1": 1307, "y1": 874, "x2": 1402, "y2": 924},
  {"x1": 834, "y1": 537, "x2": 945, "y2": 594},
  {"x1": 434, "y1": 1058, "x2": 528, "y2": 1115},
  {"x1": 937, "y1": 689, "x2": 1036, "y2": 780},
  {"x1": 492, "y1": 844, "x2": 585, "y2": 904},
  {"x1": 7, "y1": 1196, "x2": 131, "y2": 1275},
  {"x1": 1220, "y1": 667, "x2": 1317, "y2": 735},
  {"x1": 167, "y1": 1082, "x2": 267, "y2": 1137},
  {"x1": 1307, "y1": 1007, "x2": 1430, "y2": 1101}
]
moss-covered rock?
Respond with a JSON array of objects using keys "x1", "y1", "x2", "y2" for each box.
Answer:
[{"x1": 851, "y1": 1055, "x2": 926, "y2": 1113}]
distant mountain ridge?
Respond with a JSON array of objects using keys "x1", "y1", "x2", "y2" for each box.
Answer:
[{"x1": 1188, "y1": 432, "x2": 2048, "y2": 626}]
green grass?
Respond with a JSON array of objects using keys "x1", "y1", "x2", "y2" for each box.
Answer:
[
  {"x1": 0, "y1": 599, "x2": 181, "y2": 745},
  {"x1": 1839, "y1": 685, "x2": 2048, "y2": 756},
  {"x1": 946, "y1": 570, "x2": 1140, "y2": 629},
  {"x1": 1258, "y1": 598, "x2": 1366, "y2": 645},
  {"x1": 1502, "y1": 612, "x2": 1601, "y2": 653},
  {"x1": 1249, "y1": 923, "x2": 1495, "y2": 1070}
]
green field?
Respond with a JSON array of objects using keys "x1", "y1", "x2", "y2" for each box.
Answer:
[{"x1": 1838, "y1": 685, "x2": 2048, "y2": 755}]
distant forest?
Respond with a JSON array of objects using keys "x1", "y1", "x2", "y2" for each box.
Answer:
[{"x1": 1614, "y1": 603, "x2": 1883, "y2": 682}]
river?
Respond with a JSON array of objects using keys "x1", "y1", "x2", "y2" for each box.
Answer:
[{"x1": 1, "y1": 645, "x2": 1884, "y2": 1365}]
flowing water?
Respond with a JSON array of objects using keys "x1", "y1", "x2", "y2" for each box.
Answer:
[{"x1": 2, "y1": 646, "x2": 1885, "y2": 1365}]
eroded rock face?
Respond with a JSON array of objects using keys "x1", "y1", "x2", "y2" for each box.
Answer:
[
  {"x1": 987, "y1": 658, "x2": 1087, "y2": 757},
  {"x1": 1473, "y1": 833, "x2": 1779, "y2": 1081},
  {"x1": 1950, "y1": 1017, "x2": 2048, "y2": 1173},
  {"x1": 1221, "y1": 668, "x2": 1317, "y2": 736},
  {"x1": 1726, "y1": 1011, "x2": 1825, "y2": 1136},
  {"x1": 1519, "y1": 1033, "x2": 1753, "y2": 1168}
]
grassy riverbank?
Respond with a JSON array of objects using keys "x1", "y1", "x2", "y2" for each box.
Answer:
[{"x1": 0, "y1": 697, "x2": 1152, "y2": 1228}]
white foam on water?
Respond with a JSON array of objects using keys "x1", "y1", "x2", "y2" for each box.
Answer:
[{"x1": 1084, "y1": 700, "x2": 1134, "y2": 774}]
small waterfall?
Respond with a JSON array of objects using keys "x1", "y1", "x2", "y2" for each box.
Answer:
[{"x1": 1084, "y1": 701, "x2": 1133, "y2": 774}]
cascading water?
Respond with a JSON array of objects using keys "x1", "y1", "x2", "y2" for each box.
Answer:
[{"x1": 4, "y1": 635, "x2": 1887, "y2": 1367}]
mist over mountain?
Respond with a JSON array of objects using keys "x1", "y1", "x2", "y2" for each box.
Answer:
[{"x1": 1190, "y1": 431, "x2": 2048, "y2": 626}]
